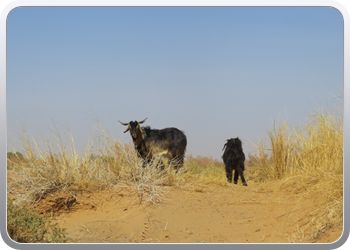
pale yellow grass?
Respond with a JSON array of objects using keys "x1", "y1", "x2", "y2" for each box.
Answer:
[{"x1": 249, "y1": 109, "x2": 343, "y2": 242}]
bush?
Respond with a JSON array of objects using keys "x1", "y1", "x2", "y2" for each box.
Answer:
[{"x1": 7, "y1": 200, "x2": 68, "y2": 243}]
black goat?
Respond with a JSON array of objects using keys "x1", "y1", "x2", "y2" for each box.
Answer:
[
  {"x1": 119, "y1": 118, "x2": 187, "y2": 171},
  {"x1": 222, "y1": 137, "x2": 247, "y2": 186}
]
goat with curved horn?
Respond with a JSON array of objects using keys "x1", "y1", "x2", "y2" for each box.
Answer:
[{"x1": 119, "y1": 118, "x2": 187, "y2": 172}]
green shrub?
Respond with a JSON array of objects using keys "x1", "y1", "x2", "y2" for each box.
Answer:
[{"x1": 7, "y1": 200, "x2": 68, "y2": 243}]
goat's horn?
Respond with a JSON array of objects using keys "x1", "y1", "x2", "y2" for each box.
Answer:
[
  {"x1": 118, "y1": 120, "x2": 129, "y2": 126},
  {"x1": 138, "y1": 118, "x2": 147, "y2": 124}
]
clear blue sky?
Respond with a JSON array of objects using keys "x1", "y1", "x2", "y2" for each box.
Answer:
[{"x1": 7, "y1": 7, "x2": 343, "y2": 159}]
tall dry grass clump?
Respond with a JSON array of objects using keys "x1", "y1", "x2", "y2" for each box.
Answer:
[
  {"x1": 250, "y1": 109, "x2": 343, "y2": 241},
  {"x1": 8, "y1": 125, "x2": 224, "y2": 207},
  {"x1": 7, "y1": 128, "x2": 120, "y2": 205},
  {"x1": 251, "y1": 109, "x2": 342, "y2": 180}
]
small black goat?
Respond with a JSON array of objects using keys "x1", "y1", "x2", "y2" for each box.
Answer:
[
  {"x1": 222, "y1": 137, "x2": 247, "y2": 186},
  {"x1": 119, "y1": 118, "x2": 187, "y2": 171}
]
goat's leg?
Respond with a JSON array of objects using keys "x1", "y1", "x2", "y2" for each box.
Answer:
[
  {"x1": 142, "y1": 157, "x2": 151, "y2": 168},
  {"x1": 172, "y1": 156, "x2": 184, "y2": 173},
  {"x1": 177, "y1": 156, "x2": 186, "y2": 173},
  {"x1": 233, "y1": 169, "x2": 239, "y2": 184},
  {"x1": 225, "y1": 165, "x2": 233, "y2": 183},
  {"x1": 158, "y1": 160, "x2": 165, "y2": 171},
  {"x1": 238, "y1": 168, "x2": 248, "y2": 186}
]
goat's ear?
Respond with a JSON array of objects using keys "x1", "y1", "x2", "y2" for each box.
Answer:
[
  {"x1": 222, "y1": 143, "x2": 227, "y2": 151},
  {"x1": 123, "y1": 125, "x2": 130, "y2": 133}
]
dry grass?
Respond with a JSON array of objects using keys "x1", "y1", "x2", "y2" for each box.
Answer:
[
  {"x1": 249, "y1": 109, "x2": 342, "y2": 179},
  {"x1": 7, "y1": 126, "x2": 227, "y2": 207},
  {"x1": 249, "y1": 109, "x2": 343, "y2": 242}
]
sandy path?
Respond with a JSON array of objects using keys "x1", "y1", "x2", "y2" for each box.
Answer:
[{"x1": 45, "y1": 182, "x2": 342, "y2": 243}]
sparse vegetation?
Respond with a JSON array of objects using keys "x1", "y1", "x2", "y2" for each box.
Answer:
[
  {"x1": 7, "y1": 199, "x2": 68, "y2": 243},
  {"x1": 7, "y1": 107, "x2": 343, "y2": 243}
]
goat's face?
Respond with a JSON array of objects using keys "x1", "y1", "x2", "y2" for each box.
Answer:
[
  {"x1": 129, "y1": 121, "x2": 142, "y2": 139},
  {"x1": 119, "y1": 118, "x2": 148, "y2": 139}
]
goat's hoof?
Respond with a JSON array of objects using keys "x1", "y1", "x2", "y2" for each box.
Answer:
[
  {"x1": 243, "y1": 183, "x2": 248, "y2": 186},
  {"x1": 234, "y1": 182, "x2": 238, "y2": 185}
]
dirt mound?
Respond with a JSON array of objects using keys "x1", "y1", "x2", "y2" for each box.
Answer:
[
  {"x1": 36, "y1": 192, "x2": 77, "y2": 214},
  {"x1": 44, "y1": 183, "x2": 342, "y2": 243}
]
